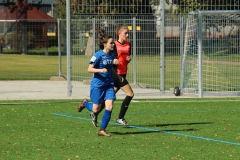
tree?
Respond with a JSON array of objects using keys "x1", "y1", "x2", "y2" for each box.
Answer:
[
  {"x1": 150, "y1": 0, "x2": 239, "y2": 14},
  {"x1": 53, "y1": 0, "x2": 67, "y2": 19},
  {"x1": 170, "y1": 0, "x2": 239, "y2": 13},
  {"x1": 67, "y1": 0, "x2": 151, "y2": 16}
]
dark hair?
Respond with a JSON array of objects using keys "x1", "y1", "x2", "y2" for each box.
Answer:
[{"x1": 96, "y1": 28, "x2": 113, "y2": 50}]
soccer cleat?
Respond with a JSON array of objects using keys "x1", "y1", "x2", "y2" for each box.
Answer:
[
  {"x1": 90, "y1": 111, "x2": 98, "y2": 127},
  {"x1": 116, "y1": 118, "x2": 129, "y2": 126},
  {"x1": 98, "y1": 130, "x2": 111, "y2": 137},
  {"x1": 77, "y1": 98, "x2": 88, "y2": 112}
]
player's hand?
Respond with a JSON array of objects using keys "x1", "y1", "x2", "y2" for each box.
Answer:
[
  {"x1": 101, "y1": 68, "x2": 107, "y2": 73},
  {"x1": 126, "y1": 56, "x2": 131, "y2": 62},
  {"x1": 113, "y1": 59, "x2": 120, "y2": 65},
  {"x1": 117, "y1": 75, "x2": 124, "y2": 82}
]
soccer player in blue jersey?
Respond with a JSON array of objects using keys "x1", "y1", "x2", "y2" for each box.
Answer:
[
  {"x1": 83, "y1": 28, "x2": 119, "y2": 137},
  {"x1": 78, "y1": 26, "x2": 134, "y2": 127}
]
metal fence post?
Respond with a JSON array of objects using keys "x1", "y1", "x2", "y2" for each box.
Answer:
[
  {"x1": 66, "y1": 0, "x2": 72, "y2": 97},
  {"x1": 57, "y1": 18, "x2": 62, "y2": 77},
  {"x1": 198, "y1": 11, "x2": 203, "y2": 98},
  {"x1": 92, "y1": 18, "x2": 95, "y2": 54},
  {"x1": 180, "y1": 16, "x2": 184, "y2": 89},
  {"x1": 133, "y1": 17, "x2": 137, "y2": 84},
  {"x1": 160, "y1": 0, "x2": 165, "y2": 94}
]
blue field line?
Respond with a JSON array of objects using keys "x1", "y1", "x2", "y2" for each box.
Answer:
[
  {"x1": 162, "y1": 131, "x2": 240, "y2": 146},
  {"x1": 52, "y1": 112, "x2": 240, "y2": 147}
]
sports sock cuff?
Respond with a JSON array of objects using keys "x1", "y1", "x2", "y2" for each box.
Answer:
[{"x1": 126, "y1": 95, "x2": 133, "y2": 102}]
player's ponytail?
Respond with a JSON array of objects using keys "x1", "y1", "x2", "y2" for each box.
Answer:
[
  {"x1": 96, "y1": 28, "x2": 113, "y2": 50},
  {"x1": 96, "y1": 28, "x2": 105, "y2": 38}
]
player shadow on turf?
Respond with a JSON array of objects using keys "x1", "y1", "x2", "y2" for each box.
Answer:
[
  {"x1": 141, "y1": 122, "x2": 214, "y2": 127},
  {"x1": 110, "y1": 131, "x2": 160, "y2": 135},
  {"x1": 110, "y1": 128, "x2": 197, "y2": 135}
]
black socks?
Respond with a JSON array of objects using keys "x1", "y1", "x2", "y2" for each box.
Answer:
[{"x1": 118, "y1": 96, "x2": 132, "y2": 119}]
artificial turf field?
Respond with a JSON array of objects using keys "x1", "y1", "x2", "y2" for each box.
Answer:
[{"x1": 1, "y1": 98, "x2": 240, "y2": 160}]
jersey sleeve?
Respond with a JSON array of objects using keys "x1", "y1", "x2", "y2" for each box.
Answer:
[{"x1": 89, "y1": 53, "x2": 100, "y2": 67}]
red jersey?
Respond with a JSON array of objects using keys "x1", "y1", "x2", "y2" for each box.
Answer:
[{"x1": 114, "y1": 40, "x2": 131, "y2": 75}]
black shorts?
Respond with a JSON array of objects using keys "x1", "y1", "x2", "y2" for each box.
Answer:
[{"x1": 112, "y1": 69, "x2": 129, "y2": 88}]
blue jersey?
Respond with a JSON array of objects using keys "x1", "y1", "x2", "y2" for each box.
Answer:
[{"x1": 89, "y1": 50, "x2": 115, "y2": 87}]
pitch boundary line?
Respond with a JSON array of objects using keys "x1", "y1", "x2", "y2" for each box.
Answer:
[{"x1": 52, "y1": 112, "x2": 240, "y2": 147}]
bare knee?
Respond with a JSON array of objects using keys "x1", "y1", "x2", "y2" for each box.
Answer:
[{"x1": 127, "y1": 91, "x2": 134, "y2": 98}]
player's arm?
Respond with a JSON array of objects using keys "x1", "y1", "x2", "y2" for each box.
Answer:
[
  {"x1": 126, "y1": 43, "x2": 132, "y2": 63},
  {"x1": 88, "y1": 64, "x2": 107, "y2": 73}
]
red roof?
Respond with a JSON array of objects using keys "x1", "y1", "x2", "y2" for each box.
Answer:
[{"x1": 0, "y1": 6, "x2": 55, "y2": 20}]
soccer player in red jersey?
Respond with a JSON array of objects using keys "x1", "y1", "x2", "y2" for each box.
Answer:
[{"x1": 112, "y1": 25, "x2": 134, "y2": 126}]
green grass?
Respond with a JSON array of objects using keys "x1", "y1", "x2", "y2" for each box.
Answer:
[
  {"x1": 1, "y1": 53, "x2": 240, "y2": 91},
  {"x1": 28, "y1": 46, "x2": 59, "y2": 53},
  {"x1": 1, "y1": 98, "x2": 240, "y2": 159},
  {"x1": 0, "y1": 54, "x2": 67, "y2": 80},
  {"x1": 3, "y1": 46, "x2": 59, "y2": 55}
]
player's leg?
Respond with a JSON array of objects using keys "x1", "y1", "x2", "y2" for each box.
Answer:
[
  {"x1": 116, "y1": 77, "x2": 134, "y2": 126},
  {"x1": 84, "y1": 101, "x2": 93, "y2": 111},
  {"x1": 98, "y1": 86, "x2": 115, "y2": 136},
  {"x1": 112, "y1": 72, "x2": 134, "y2": 126},
  {"x1": 91, "y1": 103, "x2": 100, "y2": 124},
  {"x1": 80, "y1": 100, "x2": 105, "y2": 113},
  {"x1": 80, "y1": 100, "x2": 105, "y2": 127},
  {"x1": 90, "y1": 86, "x2": 105, "y2": 127},
  {"x1": 116, "y1": 84, "x2": 134, "y2": 125},
  {"x1": 97, "y1": 101, "x2": 105, "y2": 114}
]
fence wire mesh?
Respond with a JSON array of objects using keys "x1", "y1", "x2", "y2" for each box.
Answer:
[
  {"x1": 181, "y1": 11, "x2": 240, "y2": 96},
  {"x1": 1, "y1": 1, "x2": 240, "y2": 97},
  {"x1": 67, "y1": 16, "x2": 165, "y2": 90}
]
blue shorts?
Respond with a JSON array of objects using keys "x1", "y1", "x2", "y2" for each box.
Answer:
[{"x1": 90, "y1": 85, "x2": 116, "y2": 104}]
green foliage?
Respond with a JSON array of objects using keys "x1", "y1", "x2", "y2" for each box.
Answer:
[
  {"x1": 27, "y1": 31, "x2": 36, "y2": 47},
  {"x1": 75, "y1": 0, "x2": 150, "y2": 15},
  {"x1": 11, "y1": 31, "x2": 36, "y2": 52},
  {"x1": 54, "y1": 0, "x2": 239, "y2": 18},
  {"x1": 0, "y1": 99, "x2": 240, "y2": 159},
  {"x1": 150, "y1": 0, "x2": 159, "y2": 5},
  {"x1": 171, "y1": 0, "x2": 239, "y2": 13},
  {"x1": 54, "y1": 0, "x2": 151, "y2": 18},
  {"x1": 28, "y1": 46, "x2": 58, "y2": 53},
  {"x1": 53, "y1": 0, "x2": 67, "y2": 19}
]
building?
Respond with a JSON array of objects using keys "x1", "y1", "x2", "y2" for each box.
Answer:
[{"x1": 0, "y1": 0, "x2": 57, "y2": 54}]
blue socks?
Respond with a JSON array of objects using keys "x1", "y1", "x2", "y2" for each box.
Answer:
[
  {"x1": 84, "y1": 102, "x2": 112, "y2": 129},
  {"x1": 84, "y1": 102, "x2": 93, "y2": 111},
  {"x1": 100, "y1": 110, "x2": 112, "y2": 129}
]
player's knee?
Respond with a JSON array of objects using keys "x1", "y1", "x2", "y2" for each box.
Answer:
[
  {"x1": 105, "y1": 105, "x2": 113, "y2": 111},
  {"x1": 128, "y1": 92, "x2": 134, "y2": 98}
]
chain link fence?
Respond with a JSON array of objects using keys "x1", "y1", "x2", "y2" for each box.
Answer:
[{"x1": 1, "y1": 0, "x2": 240, "y2": 97}]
